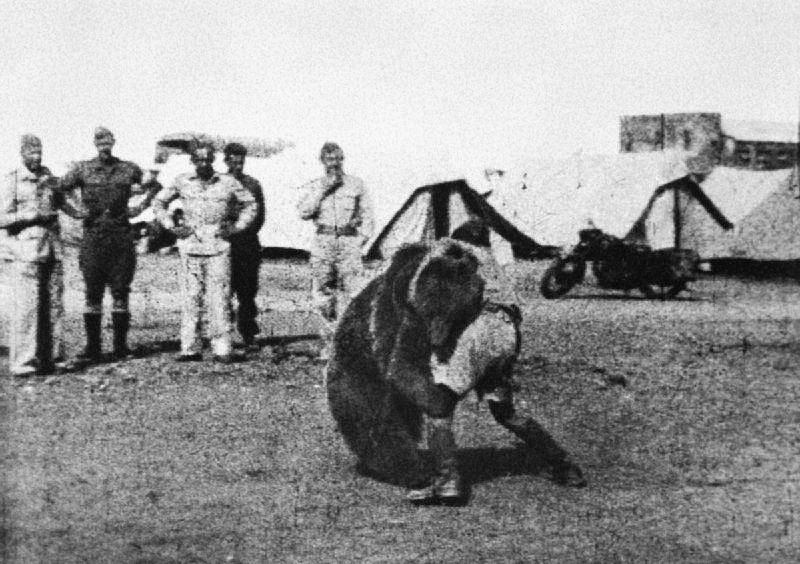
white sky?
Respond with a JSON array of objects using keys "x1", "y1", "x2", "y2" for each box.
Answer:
[{"x1": 2, "y1": 0, "x2": 799, "y2": 176}]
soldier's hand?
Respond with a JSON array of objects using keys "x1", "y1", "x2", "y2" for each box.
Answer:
[{"x1": 171, "y1": 225, "x2": 195, "y2": 239}]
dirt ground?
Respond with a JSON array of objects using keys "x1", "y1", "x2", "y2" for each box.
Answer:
[{"x1": 2, "y1": 249, "x2": 800, "y2": 563}]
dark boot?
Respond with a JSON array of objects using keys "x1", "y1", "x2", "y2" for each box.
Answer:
[
  {"x1": 407, "y1": 417, "x2": 464, "y2": 504},
  {"x1": 112, "y1": 312, "x2": 132, "y2": 360},
  {"x1": 78, "y1": 313, "x2": 102, "y2": 362},
  {"x1": 428, "y1": 418, "x2": 464, "y2": 502}
]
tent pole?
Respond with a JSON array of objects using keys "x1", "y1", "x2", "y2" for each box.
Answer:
[{"x1": 673, "y1": 185, "x2": 681, "y2": 248}]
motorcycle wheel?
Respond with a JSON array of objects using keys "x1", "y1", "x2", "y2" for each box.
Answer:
[{"x1": 540, "y1": 257, "x2": 586, "y2": 299}]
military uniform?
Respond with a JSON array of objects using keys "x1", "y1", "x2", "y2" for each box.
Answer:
[
  {"x1": 0, "y1": 166, "x2": 74, "y2": 375},
  {"x1": 229, "y1": 174, "x2": 265, "y2": 344},
  {"x1": 297, "y1": 174, "x2": 374, "y2": 343},
  {"x1": 60, "y1": 153, "x2": 157, "y2": 359},
  {"x1": 154, "y1": 171, "x2": 256, "y2": 359}
]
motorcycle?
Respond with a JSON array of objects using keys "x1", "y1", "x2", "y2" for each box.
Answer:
[{"x1": 539, "y1": 228, "x2": 699, "y2": 299}]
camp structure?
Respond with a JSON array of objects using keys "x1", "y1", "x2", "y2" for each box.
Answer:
[
  {"x1": 487, "y1": 150, "x2": 736, "y2": 254},
  {"x1": 688, "y1": 166, "x2": 800, "y2": 267},
  {"x1": 626, "y1": 175, "x2": 733, "y2": 250},
  {"x1": 141, "y1": 132, "x2": 319, "y2": 256},
  {"x1": 364, "y1": 178, "x2": 553, "y2": 261}
]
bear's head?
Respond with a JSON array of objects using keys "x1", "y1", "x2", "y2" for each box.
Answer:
[{"x1": 391, "y1": 239, "x2": 485, "y2": 355}]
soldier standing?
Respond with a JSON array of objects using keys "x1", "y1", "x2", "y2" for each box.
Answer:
[
  {"x1": 60, "y1": 127, "x2": 161, "y2": 362},
  {"x1": 153, "y1": 142, "x2": 257, "y2": 363},
  {"x1": 297, "y1": 142, "x2": 374, "y2": 360},
  {"x1": 0, "y1": 134, "x2": 84, "y2": 376},
  {"x1": 223, "y1": 142, "x2": 266, "y2": 352}
]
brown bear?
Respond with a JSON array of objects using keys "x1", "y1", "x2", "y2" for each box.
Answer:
[{"x1": 326, "y1": 238, "x2": 585, "y2": 504}]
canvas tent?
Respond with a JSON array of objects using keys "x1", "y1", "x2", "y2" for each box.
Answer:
[
  {"x1": 690, "y1": 166, "x2": 800, "y2": 261},
  {"x1": 487, "y1": 150, "x2": 700, "y2": 250},
  {"x1": 364, "y1": 179, "x2": 552, "y2": 261},
  {"x1": 626, "y1": 176, "x2": 733, "y2": 250}
]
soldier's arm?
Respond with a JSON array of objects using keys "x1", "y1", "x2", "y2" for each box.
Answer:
[
  {"x1": 0, "y1": 172, "x2": 37, "y2": 231},
  {"x1": 152, "y1": 182, "x2": 179, "y2": 226},
  {"x1": 128, "y1": 177, "x2": 163, "y2": 217},
  {"x1": 58, "y1": 162, "x2": 83, "y2": 193},
  {"x1": 230, "y1": 178, "x2": 257, "y2": 235},
  {"x1": 249, "y1": 178, "x2": 266, "y2": 235},
  {"x1": 296, "y1": 180, "x2": 327, "y2": 220}
]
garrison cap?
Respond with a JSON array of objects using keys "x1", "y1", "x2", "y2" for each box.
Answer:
[
  {"x1": 20, "y1": 133, "x2": 42, "y2": 150},
  {"x1": 94, "y1": 126, "x2": 115, "y2": 142}
]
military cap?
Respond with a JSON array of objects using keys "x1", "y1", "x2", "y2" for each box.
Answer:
[
  {"x1": 94, "y1": 126, "x2": 115, "y2": 142},
  {"x1": 20, "y1": 133, "x2": 42, "y2": 150}
]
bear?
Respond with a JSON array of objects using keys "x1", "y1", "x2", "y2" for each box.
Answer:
[{"x1": 326, "y1": 238, "x2": 585, "y2": 503}]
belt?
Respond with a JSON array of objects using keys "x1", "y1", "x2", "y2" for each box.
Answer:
[{"x1": 316, "y1": 225, "x2": 358, "y2": 237}]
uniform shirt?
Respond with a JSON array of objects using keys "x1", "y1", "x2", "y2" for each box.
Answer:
[
  {"x1": 0, "y1": 166, "x2": 62, "y2": 262},
  {"x1": 60, "y1": 156, "x2": 143, "y2": 233},
  {"x1": 154, "y1": 172, "x2": 257, "y2": 256},
  {"x1": 297, "y1": 174, "x2": 374, "y2": 241},
  {"x1": 230, "y1": 174, "x2": 266, "y2": 244}
]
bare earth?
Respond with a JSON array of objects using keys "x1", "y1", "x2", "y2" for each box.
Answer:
[{"x1": 2, "y1": 249, "x2": 800, "y2": 563}]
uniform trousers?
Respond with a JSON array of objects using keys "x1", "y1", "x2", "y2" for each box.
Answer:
[
  {"x1": 79, "y1": 228, "x2": 136, "y2": 312},
  {"x1": 179, "y1": 251, "x2": 233, "y2": 357},
  {"x1": 310, "y1": 233, "x2": 363, "y2": 341},
  {"x1": 311, "y1": 234, "x2": 363, "y2": 331},
  {"x1": 7, "y1": 258, "x2": 65, "y2": 375},
  {"x1": 230, "y1": 237, "x2": 261, "y2": 340}
]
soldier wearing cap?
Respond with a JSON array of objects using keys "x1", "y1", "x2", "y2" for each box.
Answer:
[
  {"x1": 60, "y1": 127, "x2": 162, "y2": 362},
  {"x1": 153, "y1": 141, "x2": 257, "y2": 363},
  {"x1": 223, "y1": 142, "x2": 266, "y2": 351},
  {"x1": 0, "y1": 134, "x2": 85, "y2": 376},
  {"x1": 297, "y1": 142, "x2": 374, "y2": 360}
]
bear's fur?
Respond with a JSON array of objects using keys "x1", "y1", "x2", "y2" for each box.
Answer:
[{"x1": 326, "y1": 240, "x2": 485, "y2": 485}]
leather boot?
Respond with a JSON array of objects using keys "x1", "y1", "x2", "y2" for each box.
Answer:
[
  {"x1": 112, "y1": 312, "x2": 132, "y2": 360},
  {"x1": 428, "y1": 417, "x2": 464, "y2": 501},
  {"x1": 77, "y1": 313, "x2": 102, "y2": 362}
]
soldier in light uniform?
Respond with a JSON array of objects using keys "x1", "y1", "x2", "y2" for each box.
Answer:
[
  {"x1": 60, "y1": 126, "x2": 161, "y2": 362},
  {"x1": 0, "y1": 135, "x2": 84, "y2": 376},
  {"x1": 297, "y1": 142, "x2": 374, "y2": 359},
  {"x1": 153, "y1": 142, "x2": 257, "y2": 363}
]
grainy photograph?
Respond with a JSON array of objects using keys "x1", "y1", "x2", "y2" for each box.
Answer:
[{"x1": 1, "y1": 1, "x2": 800, "y2": 562}]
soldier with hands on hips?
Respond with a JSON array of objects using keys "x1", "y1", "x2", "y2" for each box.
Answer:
[
  {"x1": 153, "y1": 142, "x2": 257, "y2": 363},
  {"x1": 0, "y1": 134, "x2": 85, "y2": 376},
  {"x1": 59, "y1": 126, "x2": 162, "y2": 363},
  {"x1": 297, "y1": 142, "x2": 374, "y2": 360}
]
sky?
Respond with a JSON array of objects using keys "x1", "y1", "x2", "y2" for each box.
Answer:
[{"x1": 2, "y1": 0, "x2": 799, "y2": 177}]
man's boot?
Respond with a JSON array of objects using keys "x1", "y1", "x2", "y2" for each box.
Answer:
[
  {"x1": 428, "y1": 418, "x2": 465, "y2": 502},
  {"x1": 406, "y1": 416, "x2": 464, "y2": 504},
  {"x1": 77, "y1": 313, "x2": 102, "y2": 362},
  {"x1": 112, "y1": 311, "x2": 132, "y2": 360}
]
